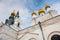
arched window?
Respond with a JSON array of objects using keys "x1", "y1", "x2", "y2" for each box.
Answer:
[
  {"x1": 29, "y1": 38, "x2": 36, "y2": 40},
  {"x1": 51, "y1": 34, "x2": 60, "y2": 40}
]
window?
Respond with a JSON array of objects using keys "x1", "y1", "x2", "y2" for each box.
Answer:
[
  {"x1": 51, "y1": 34, "x2": 60, "y2": 40},
  {"x1": 29, "y1": 38, "x2": 36, "y2": 40}
]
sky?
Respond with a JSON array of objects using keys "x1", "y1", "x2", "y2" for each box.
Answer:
[{"x1": 0, "y1": 0, "x2": 60, "y2": 29}]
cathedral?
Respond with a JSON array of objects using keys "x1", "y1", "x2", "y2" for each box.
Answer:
[{"x1": 0, "y1": 5, "x2": 60, "y2": 40}]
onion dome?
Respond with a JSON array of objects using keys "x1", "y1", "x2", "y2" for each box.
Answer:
[
  {"x1": 45, "y1": 5, "x2": 50, "y2": 10},
  {"x1": 11, "y1": 11, "x2": 15, "y2": 16},
  {"x1": 38, "y1": 9, "x2": 45, "y2": 15},
  {"x1": 32, "y1": 12, "x2": 36, "y2": 16}
]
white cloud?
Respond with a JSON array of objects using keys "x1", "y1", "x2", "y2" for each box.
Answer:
[
  {"x1": 0, "y1": 0, "x2": 33, "y2": 29},
  {"x1": 52, "y1": 2, "x2": 60, "y2": 14}
]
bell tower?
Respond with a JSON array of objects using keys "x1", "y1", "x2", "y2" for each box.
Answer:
[
  {"x1": 5, "y1": 10, "x2": 15, "y2": 25},
  {"x1": 31, "y1": 12, "x2": 37, "y2": 26},
  {"x1": 13, "y1": 11, "x2": 21, "y2": 31}
]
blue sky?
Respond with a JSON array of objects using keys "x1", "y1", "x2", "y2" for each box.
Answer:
[{"x1": 0, "y1": 0, "x2": 60, "y2": 29}]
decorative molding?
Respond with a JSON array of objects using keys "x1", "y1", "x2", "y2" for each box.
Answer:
[
  {"x1": 47, "y1": 31, "x2": 60, "y2": 40},
  {"x1": 0, "y1": 32, "x2": 16, "y2": 39},
  {"x1": 29, "y1": 38, "x2": 36, "y2": 40},
  {"x1": 18, "y1": 32, "x2": 39, "y2": 40}
]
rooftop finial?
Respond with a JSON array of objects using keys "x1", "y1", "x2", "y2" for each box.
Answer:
[
  {"x1": 38, "y1": 9, "x2": 45, "y2": 15},
  {"x1": 11, "y1": 10, "x2": 15, "y2": 16},
  {"x1": 45, "y1": 5, "x2": 50, "y2": 10},
  {"x1": 32, "y1": 11, "x2": 36, "y2": 16},
  {"x1": 15, "y1": 11, "x2": 19, "y2": 18}
]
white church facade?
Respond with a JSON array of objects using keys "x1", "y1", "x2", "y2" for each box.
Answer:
[{"x1": 0, "y1": 5, "x2": 60, "y2": 40}]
